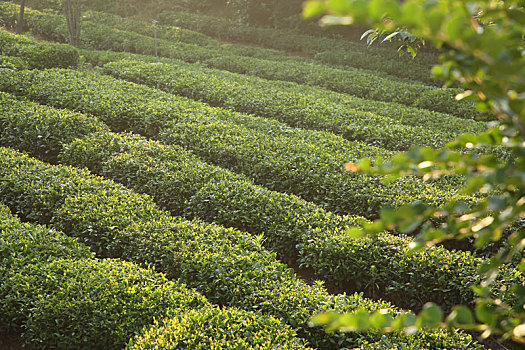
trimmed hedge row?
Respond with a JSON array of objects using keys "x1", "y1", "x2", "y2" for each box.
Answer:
[
  {"x1": 0, "y1": 92, "x2": 109, "y2": 163},
  {"x1": 1, "y1": 258, "x2": 208, "y2": 349},
  {"x1": 128, "y1": 306, "x2": 485, "y2": 350},
  {"x1": 21, "y1": 1, "x2": 437, "y2": 69},
  {"x1": 0, "y1": 30, "x2": 79, "y2": 69},
  {"x1": 156, "y1": 10, "x2": 440, "y2": 84},
  {"x1": 0, "y1": 203, "x2": 307, "y2": 349},
  {"x1": 157, "y1": 120, "x2": 468, "y2": 217},
  {"x1": 102, "y1": 60, "x2": 485, "y2": 148},
  {"x1": 128, "y1": 307, "x2": 309, "y2": 350},
  {"x1": 0, "y1": 203, "x2": 92, "y2": 271},
  {"x1": 0, "y1": 3, "x2": 479, "y2": 118},
  {"x1": 0, "y1": 147, "x2": 483, "y2": 349},
  {"x1": 0, "y1": 54, "x2": 28, "y2": 69},
  {"x1": 0, "y1": 3, "x2": 171, "y2": 56},
  {"x1": 81, "y1": 10, "x2": 477, "y2": 118},
  {"x1": 83, "y1": 9, "x2": 311, "y2": 64},
  {"x1": 62, "y1": 132, "x2": 523, "y2": 313},
  {"x1": 84, "y1": 10, "x2": 218, "y2": 48},
  {"x1": 159, "y1": 5, "x2": 440, "y2": 68},
  {"x1": 0, "y1": 94, "x2": 518, "y2": 318},
  {"x1": 0, "y1": 3, "x2": 306, "y2": 65},
  {"x1": 60, "y1": 131, "x2": 360, "y2": 261},
  {"x1": 0, "y1": 69, "x2": 467, "y2": 219}
]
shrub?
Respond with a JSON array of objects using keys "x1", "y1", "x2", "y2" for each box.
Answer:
[
  {"x1": 0, "y1": 31, "x2": 79, "y2": 69},
  {"x1": 0, "y1": 69, "x2": 472, "y2": 219},
  {"x1": 128, "y1": 307, "x2": 310, "y2": 350},
  {"x1": 157, "y1": 9, "x2": 440, "y2": 84},
  {"x1": 2, "y1": 201, "x2": 299, "y2": 350},
  {"x1": 0, "y1": 96, "x2": 517, "y2": 315},
  {"x1": 0, "y1": 2, "x2": 479, "y2": 117},
  {"x1": 0, "y1": 92, "x2": 108, "y2": 163},
  {"x1": 0, "y1": 203, "x2": 92, "y2": 272},
  {"x1": 81, "y1": 9, "x2": 477, "y2": 117},
  {"x1": 0, "y1": 258, "x2": 208, "y2": 348},
  {"x1": 0, "y1": 54, "x2": 28, "y2": 69},
  {"x1": 0, "y1": 146, "x2": 481, "y2": 349},
  {"x1": 102, "y1": 60, "x2": 485, "y2": 149}
]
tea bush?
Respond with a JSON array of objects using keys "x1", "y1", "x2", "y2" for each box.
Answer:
[
  {"x1": 2, "y1": 203, "x2": 300, "y2": 350},
  {"x1": 0, "y1": 2, "x2": 479, "y2": 118},
  {"x1": 0, "y1": 95, "x2": 520, "y2": 316},
  {"x1": 0, "y1": 146, "x2": 481, "y2": 349},
  {"x1": 128, "y1": 307, "x2": 310, "y2": 350},
  {"x1": 0, "y1": 54, "x2": 28, "y2": 69},
  {"x1": 0, "y1": 203, "x2": 91, "y2": 272},
  {"x1": 1, "y1": 258, "x2": 208, "y2": 349},
  {"x1": 157, "y1": 9, "x2": 439, "y2": 84},
  {"x1": 0, "y1": 69, "x2": 470, "y2": 219},
  {"x1": 102, "y1": 60, "x2": 484, "y2": 147},
  {"x1": 0, "y1": 31, "x2": 79, "y2": 68},
  {"x1": 0, "y1": 92, "x2": 108, "y2": 163}
]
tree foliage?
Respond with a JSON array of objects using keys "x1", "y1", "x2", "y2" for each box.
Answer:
[
  {"x1": 303, "y1": 0, "x2": 525, "y2": 344},
  {"x1": 360, "y1": 27, "x2": 424, "y2": 58}
]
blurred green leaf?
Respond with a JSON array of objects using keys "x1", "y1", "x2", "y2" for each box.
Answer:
[
  {"x1": 303, "y1": 1, "x2": 326, "y2": 18},
  {"x1": 446, "y1": 306, "x2": 475, "y2": 327}
]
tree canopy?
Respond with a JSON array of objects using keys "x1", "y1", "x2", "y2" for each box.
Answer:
[{"x1": 304, "y1": 0, "x2": 525, "y2": 344}]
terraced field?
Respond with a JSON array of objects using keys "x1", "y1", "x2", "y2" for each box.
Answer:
[{"x1": 0, "y1": 1, "x2": 520, "y2": 349}]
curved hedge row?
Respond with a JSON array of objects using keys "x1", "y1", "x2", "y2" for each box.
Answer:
[
  {"x1": 0, "y1": 203, "x2": 308, "y2": 349},
  {"x1": 128, "y1": 306, "x2": 483, "y2": 350},
  {"x1": 83, "y1": 10, "x2": 477, "y2": 118},
  {"x1": 0, "y1": 93, "x2": 519, "y2": 318},
  {"x1": 0, "y1": 69, "x2": 466, "y2": 219},
  {"x1": 156, "y1": 10, "x2": 440, "y2": 85},
  {"x1": 0, "y1": 147, "x2": 482, "y2": 349},
  {"x1": 0, "y1": 91, "x2": 109, "y2": 163},
  {"x1": 82, "y1": 9, "x2": 310, "y2": 64},
  {"x1": 0, "y1": 54, "x2": 29, "y2": 70},
  {"x1": 62, "y1": 132, "x2": 522, "y2": 312},
  {"x1": 0, "y1": 3, "x2": 316, "y2": 66},
  {"x1": 0, "y1": 30, "x2": 79, "y2": 69},
  {"x1": 157, "y1": 6, "x2": 440, "y2": 68},
  {"x1": 0, "y1": 203, "x2": 92, "y2": 270},
  {"x1": 1, "y1": 258, "x2": 208, "y2": 349},
  {"x1": 79, "y1": 0, "x2": 438, "y2": 70},
  {"x1": 0, "y1": 146, "x2": 379, "y2": 349},
  {"x1": 158, "y1": 120, "x2": 465, "y2": 217},
  {"x1": 102, "y1": 60, "x2": 485, "y2": 148},
  {"x1": 2, "y1": 2, "x2": 431, "y2": 69},
  {"x1": 128, "y1": 307, "x2": 309, "y2": 350},
  {"x1": 0, "y1": 3, "x2": 479, "y2": 118}
]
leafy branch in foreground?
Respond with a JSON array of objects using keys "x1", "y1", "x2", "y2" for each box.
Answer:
[
  {"x1": 360, "y1": 27, "x2": 425, "y2": 58},
  {"x1": 304, "y1": 0, "x2": 525, "y2": 344}
]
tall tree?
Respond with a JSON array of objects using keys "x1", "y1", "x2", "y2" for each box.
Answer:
[
  {"x1": 15, "y1": 0, "x2": 25, "y2": 34},
  {"x1": 63, "y1": 0, "x2": 81, "y2": 47}
]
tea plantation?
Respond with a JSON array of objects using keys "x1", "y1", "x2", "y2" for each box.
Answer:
[{"x1": 0, "y1": 1, "x2": 520, "y2": 349}]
